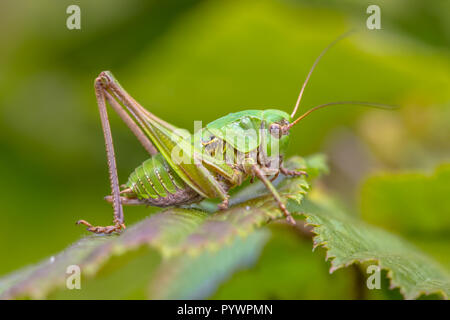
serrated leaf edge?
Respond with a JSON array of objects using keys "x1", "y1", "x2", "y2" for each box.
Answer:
[{"x1": 302, "y1": 215, "x2": 449, "y2": 300}]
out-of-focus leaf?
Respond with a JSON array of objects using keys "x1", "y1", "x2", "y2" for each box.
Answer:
[{"x1": 361, "y1": 164, "x2": 450, "y2": 235}]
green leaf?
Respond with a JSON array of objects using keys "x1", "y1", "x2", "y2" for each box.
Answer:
[
  {"x1": 0, "y1": 155, "x2": 322, "y2": 300},
  {"x1": 292, "y1": 196, "x2": 450, "y2": 299},
  {"x1": 360, "y1": 164, "x2": 450, "y2": 270},
  {"x1": 212, "y1": 223, "x2": 356, "y2": 299},
  {"x1": 1, "y1": 154, "x2": 449, "y2": 300},
  {"x1": 0, "y1": 210, "x2": 207, "y2": 299},
  {"x1": 148, "y1": 230, "x2": 270, "y2": 299}
]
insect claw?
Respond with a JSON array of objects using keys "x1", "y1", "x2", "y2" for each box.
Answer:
[
  {"x1": 76, "y1": 219, "x2": 93, "y2": 228},
  {"x1": 76, "y1": 219, "x2": 125, "y2": 234},
  {"x1": 278, "y1": 202, "x2": 296, "y2": 225},
  {"x1": 280, "y1": 167, "x2": 308, "y2": 178},
  {"x1": 218, "y1": 197, "x2": 229, "y2": 210},
  {"x1": 286, "y1": 215, "x2": 297, "y2": 225},
  {"x1": 270, "y1": 171, "x2": 280, "y2": 182}
]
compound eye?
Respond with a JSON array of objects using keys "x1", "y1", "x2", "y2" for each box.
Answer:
[{"x1": 269, "y1": 124, "x2": 281, "y2": 139}]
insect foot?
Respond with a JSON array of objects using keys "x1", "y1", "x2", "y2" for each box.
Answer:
[
  {"x1": 76, "y1": 219, "x2": 125, "y2": 234},
  {"x1": 279, "y1": 203, "x2": 297, "y2": 225},
  {"x1": 280, "y1": 167, "x2": 309, "y2": 178},
  {"x1": 217, "y1": 196, "x2": 230, "y2": 210}
]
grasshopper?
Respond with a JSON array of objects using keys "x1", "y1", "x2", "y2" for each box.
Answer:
[{"x1": 77, "y1": 32, "x2": 394, "y2": 234}]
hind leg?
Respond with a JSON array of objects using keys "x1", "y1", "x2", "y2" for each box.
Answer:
[
  {"x1": 77, "y1": 71, "x2": 163, "y2": 234},
  {"x1": 76, "y1": 77, "x2": 124, "y2": 234}
]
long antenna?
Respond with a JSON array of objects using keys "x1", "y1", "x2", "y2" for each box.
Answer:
[
  {"x1": 291, "y1": 30, "x2": 355, "y2": 119},
  {"x1": 287, "y1": 101, "x2": 398, "y2": 129}
]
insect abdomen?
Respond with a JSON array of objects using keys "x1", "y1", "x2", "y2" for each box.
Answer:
[{"x1": 125, "y1": 153, "x2": 203, "y2": 206}]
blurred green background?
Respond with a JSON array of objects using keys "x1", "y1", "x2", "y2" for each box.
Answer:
[{"x1": 0, "y1": 0, "x2": 449, "y2": 298}]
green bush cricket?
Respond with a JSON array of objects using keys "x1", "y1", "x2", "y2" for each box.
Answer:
[{"x1": 77, "y1": 32, "x2": 395, "y2": 234}]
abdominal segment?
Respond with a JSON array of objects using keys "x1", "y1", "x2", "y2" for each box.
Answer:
[{"x1": 121, "y1": 153, "x2": 204, "y2": 207}]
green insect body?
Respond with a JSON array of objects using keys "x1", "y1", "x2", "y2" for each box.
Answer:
[
  {"x1": 125, "y1": 153, "x2": 186, "y2": 200},
  {"x1": 205, "y1": 109, "x2": 291, "y2": 154},
  {"x1": 122, "y1": 109, "x2": 291, "y2": 206},
  {"x1": 77, "y1": 32, "x2": 395, "y2": 234}
]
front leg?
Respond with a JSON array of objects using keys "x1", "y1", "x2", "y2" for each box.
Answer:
[
  {"x1": 252, "y1": 164, "x2": 296, "y2": 225},
  {"x1": 218, "y1": 195, "x2": 230, "y2": 210},
  {"x1": 280, "y1": 165, "x2": 308, "y2": 178}
]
